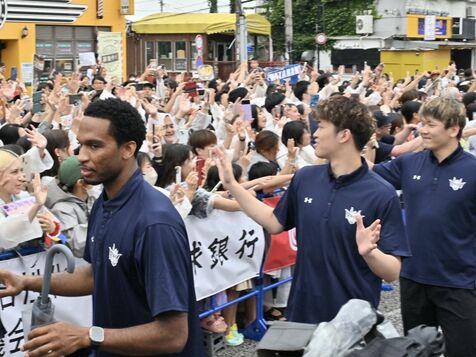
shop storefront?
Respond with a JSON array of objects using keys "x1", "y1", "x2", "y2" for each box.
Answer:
[
  {"x1": 129, "y1": 12, "x2": 272, "y2": 80},
  {"x1": 0, "y1": 0, "x2": 134, "y2": 87}
]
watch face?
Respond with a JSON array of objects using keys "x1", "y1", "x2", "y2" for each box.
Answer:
[{"x1": 90, "y1": 326, "x2": 105, "y2": 343}]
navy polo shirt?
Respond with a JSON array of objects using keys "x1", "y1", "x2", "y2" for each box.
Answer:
[
  {"x1": 274, "y1": 160, "x2": 410, "y2": 324},
  {"x1": 374, "y1": 146, "x2": 476, "y2": 289},
  {"x1": 84, "y1": 170, "x2": 204, "y2": 357}
]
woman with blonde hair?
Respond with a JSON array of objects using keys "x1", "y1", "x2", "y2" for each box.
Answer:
[{"x1": 0, "y1": 148, "x2": 48, "y2": 250}]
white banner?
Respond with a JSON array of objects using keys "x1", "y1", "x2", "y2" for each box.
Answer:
[
  {"x1": 424, "y1": 15, "x2": 436, "y2": 41},
  {"x1": 0, "y1": 252, "x2": 92, "y2": 356},
  {"x1": 97, "y1": 32, "x2": 123, "y2": 82},
  {"x1": 185, "y1": 211, "x2": 265, "y2": 300}
]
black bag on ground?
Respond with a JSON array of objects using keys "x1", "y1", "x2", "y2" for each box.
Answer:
[{"x1": 347, "y1": 325, "x2": 445, "y2": 357}]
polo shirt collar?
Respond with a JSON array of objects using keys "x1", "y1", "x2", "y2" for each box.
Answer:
[
  {"x1": 102, "y1": 169, "x2": 143, "y2": 213},
  {"x1": 429, "y1": 145, "x2": 463, "y2": 166},
  {"x1": 327, "y1": 157, "x2": 368, "y2": 188}
]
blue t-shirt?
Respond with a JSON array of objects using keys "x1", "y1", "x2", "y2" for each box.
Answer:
[
  {"x1": 374, "y1": 147, "x2": 476, "y2": 289},
  {"x1": 274, "y1": 161, "x2": 410, "y2": 323},
  {"x1": 84, "y1": 170, "x2": 204, "y2": 357}
]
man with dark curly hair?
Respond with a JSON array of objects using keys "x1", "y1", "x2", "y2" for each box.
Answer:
[
  {"x1": 0, "y1": 98, "x2": 204, "y2": 356},
  {"x1": 213, "y1": 95, "x2": 411, "y2": 324}
]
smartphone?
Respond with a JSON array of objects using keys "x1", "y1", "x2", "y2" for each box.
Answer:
[
  {"x1": 241, "y1": 99, "x2": 253, "y2": 122},
  {"x1": 60, "y1": 114, "x2": 73, "y2": 130},
  {"x1": 310, "y1": 94, "x2": 319, "y2": 108},
  {"x1": 136, "y1": 83, "x2": 145, "y2": 91},
  {"x1": 195, "y1": 157, "x2": 205, "y2": 186},
  {"x1": 32, "y1": 91, "x2": 42, "y2": 103},
  {"x1": 68, "y1": 94, "x2": 81, "y2": 105},
  {"x1": 22, "y1": 155, "x2": 33, "y2": 182},
  {"x1": 197, "y1": 88, "x2": 205, "y2": 97},
  {"x1": 272, "y1": 105, "x2": 283, "y2": 118},
  {"x1": 32, "y1": 102, "x2": 42, "y2": 114},
  {"x1": 247, "y1": 141, "x2": 256, "y2": 154},
  {"x1": 23, "y1": 97, "x2": 32, "y2": 112},
  {"x1": 152, "y1": 124, "x2": 158, "y2": 144},
  {"x1": 175, "y1": 166, "x2": 182, "y2": 184},
  {"x1": 10, "y1": 67, "x2": 17, "y2": 81}
]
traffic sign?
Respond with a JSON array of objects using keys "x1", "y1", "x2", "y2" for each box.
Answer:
[{"x1": 315, "y1": 32, "x2": 327, "y2": 45}]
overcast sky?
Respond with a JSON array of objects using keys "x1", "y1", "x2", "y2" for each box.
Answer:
[{"x1": 128, "y1": 0, "x2": 258, "y2": 21}]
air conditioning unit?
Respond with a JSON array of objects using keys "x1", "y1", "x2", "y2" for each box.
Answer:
[
  {"x1": 467, "y1": 6, "x2": 476, "y2": 18},
  {"x1": 356, "y1": 15, "x2": 374, "y2": 34}
]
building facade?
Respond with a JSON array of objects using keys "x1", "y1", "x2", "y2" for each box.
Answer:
[
  {"x1": 331, "y1": 0, "x2": 476, "y2": 79},
  {"x1": 0, "y1": 0, "x2": 134, "y2": 85}
]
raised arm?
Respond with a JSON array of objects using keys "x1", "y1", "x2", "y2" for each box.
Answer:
[{"x1": 213, "y1": 146, "x2": 283, "y2": 234}]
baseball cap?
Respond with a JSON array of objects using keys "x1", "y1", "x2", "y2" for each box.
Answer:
[
  {"x1": 374, "y1": 110, "x2": 398, "y2": 128},
  {"x1": 58, "y1": 156, "x2": 82, "y2": 189}
]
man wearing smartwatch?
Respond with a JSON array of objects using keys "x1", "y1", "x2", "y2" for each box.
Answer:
[{"x1": 0, "y1": 98, "x2": 204, "y2": 356}]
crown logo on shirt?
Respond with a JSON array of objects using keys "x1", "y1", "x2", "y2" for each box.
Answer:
[
  {"x1": 345, "y1": 207, "x2": 364, "y2": 225},
  {"x1": 108, "y1": 244, "x2": 122, "y2": 267},
  {"x1": 448, "y1": 177, "x2": 466, "y2": 191}
]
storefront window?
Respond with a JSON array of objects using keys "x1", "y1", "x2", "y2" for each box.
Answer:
[
  {"x1": 76, "y1": 41, "x2": 94, "y2": 53},
  {"x1": 36, "y1": 40, "x2": 54, "y2": 56},
  {"x1": 157, "y1": 41, "x2": 172, "y2": 70},
  {"x1": 190, "y1": 42, "x2": 198, "y2": 70},
  {"x1": 145, "y1": 41, "x2": 154, "y2": 65},
  {"x1": 56, "y1": 42, "x2": 73, "y2": 56},
  {"x1": 175, "y1": 41, "x2": 187, "y2": 71}
]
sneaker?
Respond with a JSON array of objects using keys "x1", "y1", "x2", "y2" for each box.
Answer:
[
  {"x1": 225, "y1": 331, "x2": 244, "y2": 346},
  {"x1": 230, "y1": 323, "x2": 244, "y2": 340}
]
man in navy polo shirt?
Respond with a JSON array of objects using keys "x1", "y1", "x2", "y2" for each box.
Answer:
[
  {"x1": 213, "y1": 95, "x2": 410, "y2": 323},
  {"x1": 0, "y1": 98, "x2": 204, "y2": 357},
  {"x1": 373, "y1": 97, "x2": 476, "y2": 357}
]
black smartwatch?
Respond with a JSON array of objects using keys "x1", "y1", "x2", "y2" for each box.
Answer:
[{"x1": 89, "y1": 326, "x2": 105, "y2": 350}]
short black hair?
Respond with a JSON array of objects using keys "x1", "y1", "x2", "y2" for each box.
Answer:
[
  {"x1": 92, "y1": 75, "x2": 106, "y2": 84},
  {"x1": 293, "y1": 81, "x2": 310, "y2": 101},
  {"x1": 84, "y1": 98, "x2": 146, "y2": 156},
  {"x1": 228, "y1": 87, "x2": 248, "y2": 103},
  {"x1": 37, "y1": 82, "x2": 54, "y2": 92},
  {"x1": 400, "y1": 101, "x2": 421, "y2": 122},
  {"x1": 282, "y1": 121, "x2": 308, "y2": 146},
  {"x1": 264, "y1": 92, "x2": 285, "y2": 113},
  {"x1": 248, "y1": 162, "x2": 278, "y2": 181}
]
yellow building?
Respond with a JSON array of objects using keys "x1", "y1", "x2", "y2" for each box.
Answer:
[
  {"x1": 0, "y1": 0, "x2": 134, "y2": 85},
  {"x1": 381, "y1": 49, "x2": 452, "y2": 80}
]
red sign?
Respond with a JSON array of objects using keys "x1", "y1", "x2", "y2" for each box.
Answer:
[{"x1": 262, "y1": 196, "x2": 297, "y2": 272}]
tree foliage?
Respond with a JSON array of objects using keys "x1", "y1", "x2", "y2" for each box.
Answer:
[
  {"x1": 209, "y1": 0, "x2": 218, "y2": 13},
  {"x1": 264, "y1": 0, "x2": 376, "y2": 61}
]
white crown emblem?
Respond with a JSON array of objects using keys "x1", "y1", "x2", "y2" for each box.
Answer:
[
  {"x1": 448, "y1": 177, "x2": 466, "y2": 191},
  {"x1": 108, "y1": 243, "x2": 122, "y2": 267}
]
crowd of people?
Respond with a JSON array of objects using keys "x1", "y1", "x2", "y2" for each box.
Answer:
[{"x1": 0, "y1": 57, "x2": 474, "y2": 356}]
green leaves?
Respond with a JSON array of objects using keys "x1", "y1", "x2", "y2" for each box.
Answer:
[{"x1": 265, "y1": 0, "x2": 376, "y2": 61}]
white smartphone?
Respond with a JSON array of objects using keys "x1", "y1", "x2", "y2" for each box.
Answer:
[{"x1": 175, "y1": 166, "x2": 182, "y2": 184}]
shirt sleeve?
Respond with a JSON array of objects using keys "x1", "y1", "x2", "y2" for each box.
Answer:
[
  {"x1": 273, "y1": 175, "x2": 298, "y2": 231},
  {"x1": 377, "y1": 195, "x2": 411, "y2": 258},
  {"x1": 375, "y1": 141, "x2": 394, "y2": 163},
  {"x1": 136, "y1": 223, "x2": 193, "y2": 317},
  {"x1": 373, "y1": 157, "x2": 404, "y2": 190}
]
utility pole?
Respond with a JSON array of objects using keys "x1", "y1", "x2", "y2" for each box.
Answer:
[
  {"x1": 284, "y1": 0, "x2": 293, "y2": 64},
  {"x1": 235, "y1": 0, "x2": 248, "y2": 64},
  {"x1": 159, "y1": 0, "x2": 164, "y2": 12}
]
